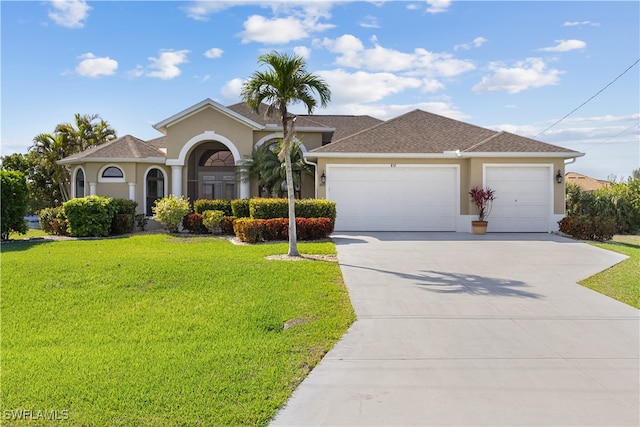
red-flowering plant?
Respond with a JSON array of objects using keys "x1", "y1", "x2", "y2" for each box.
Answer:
[{"x1": 469, "y1": 187, "x2": 496, "y2": 222}]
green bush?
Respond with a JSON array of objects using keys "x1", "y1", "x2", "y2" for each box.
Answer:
[
  {"x1": 220, "y1": 216, "x2": 235, "y2": 235},
  {"x1": 202, "y1": 210, "x2": 225, "y2": 233},
  {"x1": 111, "y1": 198, "x2": 138, "y2": 215},
  {"x1": 39, "y1": 207, "x2": 64, "y2": 234},
  {"x1": 1, "y1": 170, "x2": 29, "y2": 240},
  {"x1": 194, "y1": 199, "x2": 233, "y2": 216},
  {"x1": 295, "y1": 199, "x2": 337, "y2": 221},
  {"x1": 153, "y1": 195, "x2": 190, "y2": 233},
  {"x1": 231, "y1": 199, "x2": 250, "y2": 218},
  {"x1": 558, "y1": 216, "x2": 617, "y2": 241},
  {"x1": 250, "y1": 198, "x2": 288, "y2": 219},
  {"x1": 63, "y1": 196, "x2": 116, "y2": 237},
  {"x1": 110, "y1": 198, "x2": 137, "y2": 235}
]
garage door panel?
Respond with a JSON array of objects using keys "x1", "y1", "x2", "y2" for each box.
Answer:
[
  {"x1": 328, "y1": 165, "x2": 458, "y2": 232},
  {"x1": 486, "y1": 166, "x2": 551, "y2": 232}
]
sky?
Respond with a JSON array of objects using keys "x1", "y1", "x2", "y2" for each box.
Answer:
[{"x1": 2, "y1": 0, "x2": 639, "y2": 181}]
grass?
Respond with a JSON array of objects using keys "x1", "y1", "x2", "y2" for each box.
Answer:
[
  {"x1": 0, "y1": 234, "x2": 355, "y2": 426},
  {"x1": 7, "y1": 228, "x2": 47, "y2": 240},
  {"x1": 581, "y1": 235, "x2": 640, "y2": 309}
]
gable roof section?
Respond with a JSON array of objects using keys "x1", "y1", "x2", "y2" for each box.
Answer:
[
  {"x1": 153, "y1": 98, "x2": 264, "y2": 134},
  {"x1": 58, "y1": 135, "x2": 166, "y2": 164},
  {"x1": 308, "y1": 109, "x2": 582, "y2": 158},
  {"x1": 299, "y1": 115, "x2": 384, "y2": 142},
  {"x1": 566, "y1": 172, "x2": 610, "y2": 191}
]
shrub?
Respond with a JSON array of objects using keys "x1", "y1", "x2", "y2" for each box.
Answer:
[
  {"x1": 153, "y1": 195, "x2": 190, "y2": 233},
  {"x1": 232, "y1": 217, "x2": 334, "y2": 243},
  {"x1": 39, "y1": 206, "x2": 63, "y2": 234},
  {"x1": 202, "y1": 210, "x2": 225, "y2": 233},
  {"x1": 231, "y1": 199, "x2": 250, "y2": 218},
  {"x1": 1, "y1": 170, "x2": 29, "y2": 240},
  {"x1": 250, "y1": 198, "x2": 288, "y2": 219},
  {"x1": 110, "y1": 198, "x2": 137, "y2": 235},
  {"x1": 558, "y1": 216, "x2": 617, "y2": 241},
  {"x1": 50, "y1": 217, "x2": 69, "y2": 236},
  {"x1": 63, "y1": 196, "x2": 116, "y2": 237},
  {"x1": 182, "y1": 213, "x2": 208, "y2": 234},
  {"x1": 135, "y1": 214, "x2": 148, "y2": 231},
  {"x1": 220, "y1": 216, "x2": 235, "y2": 235},
  {"x1": 194, "y1": 199, "x2": 233, "y2": 216},
  {"x1": 295, "y1": 199, "x2": 337, "y2": 222},
  {"x1": 233, "y1": 218, "x2": 263, "y2": 243}
]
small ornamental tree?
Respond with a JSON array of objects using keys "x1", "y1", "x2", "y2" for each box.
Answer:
[
  {"x1": 0, "y1": 170, "x2": 29, "y2": 240},
  {"x1": 152, "y1": 195, "x2": 190, "y2": 233},
  {"x1": 469, "y1": 187, "x2": 496, "y2": 222}
]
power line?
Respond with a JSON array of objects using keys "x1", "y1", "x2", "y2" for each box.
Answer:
[
  {"x1": 584, "y1": 121, "x2": 640, "y2": 152},
  {"x1": 535, "y1": 58, "x2": 640, "y2": 137}
]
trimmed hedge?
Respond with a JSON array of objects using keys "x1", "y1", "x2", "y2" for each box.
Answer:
[
  {"x1": 231, "y1": 199, "x2": 250, "y2": 218},
  {"x1": 558, "y1": 216, "x2": 616, "y2": 241},
  {"x1": 202, "y1": 210, "x2": 225, "y2": 233},
  {"x1": 233, "y1": 217, "x2": 334, "y2": 243},
  {"x1": 110, "y1": 198, "x2": 137, "y2": 235},
  {"x1": 248, "y1": 198, "x2": 337, "y2": 221},
  {"x1": 295, "y1": 199, "x2": 337, "y2": 222},
  {"x1": 182, "y1": 213, "x2": 208, "y2": 234},
  {"x1": 63, "y1": 196, "x2": 116, "y2": 237},
  {"x1": 194, "y1": 199, "x2": 233, "y2": 216}
]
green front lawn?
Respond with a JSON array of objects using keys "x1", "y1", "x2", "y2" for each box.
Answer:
[
  {"x1": 1, "y1": 234, "x2": 355, "y2": 426},
  {"x1": 581, "y1": 235, "x2": 640, "y2": 309}
]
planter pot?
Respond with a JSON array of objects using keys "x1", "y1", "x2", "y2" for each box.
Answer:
[{"x1": 471, "y1": 220, "x2": 488, "y2": 235}]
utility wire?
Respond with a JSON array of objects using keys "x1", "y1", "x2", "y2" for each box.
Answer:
[
  {"x1": 535, "y1": 58, "x2": 640, "y2": 137},
  {"x1": 585, "y1": 121, "x2": 640, "y2": 152}
]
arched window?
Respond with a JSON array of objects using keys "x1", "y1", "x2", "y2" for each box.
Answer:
[
  {"x1": 199, "y1": 150, "x2": 235, "y2": 167},
  {"x1": 102, "y1": 166, "x2": 124, "y2": 178},
  {"x1": 146, "y1": 168, "x2": 165, "y2": 216},
  {"x1": 75, "y1": 168, "x2": 85, "y2": 198}
]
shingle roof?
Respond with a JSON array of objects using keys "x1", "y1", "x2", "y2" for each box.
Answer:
[
  {"x1": 59, "y1": 135, "x2": 166, "y2": 163},
  {"x1": 310, "y1": 109, "x2": 581, "y2": 155},
  {"x1": 566, "y1": 172, "x2": 610, "y2": 191}
]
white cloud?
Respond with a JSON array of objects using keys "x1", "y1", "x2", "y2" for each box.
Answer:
[
  {"x1": 146, "y1": 50, "x2": 190, "y2": 80},
  {"x1": 538, "y1": 39, "x2": 586, "y2": 52},
  {"x1": 221, "y1": 78, "x2": 244, "y2": 101},
  {"x1": 293, "y1": 46, "x2": 311, "y2": 59},
  {"x1": 127, "y1": 65, "x2": 145, "y2": 78},
  {"x1": 321, "y1": 34, "x2": 475, "y2": 77},
  {"x1": 48, "y1": 0, "x2": 91, "y2": 28},
  {"x1": 359, "y1": 15, "x2": 380, "y2": 28},
  {"x1": 237, "y1": 3, "x2": 334, "y2": 44},
  {"x1": 454, "y1": 36, "x2": 487, "y2": 51},
  {"x1": 239, "y1": 15, "x2": 308, "y2": 44},
  {"x1": 317, "y1": 69, "x2": 423, "y2": 104},
  {"x1": 472, "y1": 58, "x2": 563, "y2": 94},
  {"x1": 563, "y1": 21, "x2": 600, "y2": 27},
  {"x1": 204, "y1": 48, "x2": 223, "y2": 59},
  {"x1": 426, "y1": 0, "x2": 452, "y2": 14},
  {"x1": 75, "y1": 53, "x2": 117, "y2": 77},
  {"x1": 320, "y1": 101, "x2": 468, "y2": 121}
]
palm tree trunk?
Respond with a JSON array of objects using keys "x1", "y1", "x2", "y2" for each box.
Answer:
[{"x1": 282, "y1": 116, "x2": 299, "y2": 257}]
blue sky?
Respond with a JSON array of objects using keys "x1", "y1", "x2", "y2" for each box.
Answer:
[{"x1": 2, "y1": 0, "x2": 639, "y2": 180}]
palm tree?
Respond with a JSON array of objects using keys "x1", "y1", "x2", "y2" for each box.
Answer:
[
  {"x1": 241, "y1": 51, "x2": 331, "y2": 256},
  {"x1": 55, "y1": 113, "x2": 116, "y2": 151}
]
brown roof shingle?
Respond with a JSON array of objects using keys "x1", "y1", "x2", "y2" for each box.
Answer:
[{"x1": 60, "y1": 134, "x2": 166, "y2": 162}]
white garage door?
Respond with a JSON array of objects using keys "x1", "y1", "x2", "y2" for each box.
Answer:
[
  {"x1": 485, "y1": 165, "x2": 552, "y2": 232},
  {"x1": 327, "y1": 165, "x2": 458, "y2": 231}
]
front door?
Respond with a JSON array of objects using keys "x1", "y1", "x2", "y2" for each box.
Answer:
[{"x1": 146, "y1": 168, "x2": 165, "y2": 215}]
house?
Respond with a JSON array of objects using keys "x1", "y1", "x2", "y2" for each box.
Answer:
[
  {"x1": 565, "y1": 172, "x2": 610, "y2": 192},
  {"x1": 58, "y1": 98, "x2": 584, "y2": 233}
]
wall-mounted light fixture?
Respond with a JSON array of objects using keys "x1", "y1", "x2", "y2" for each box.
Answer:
[
  {"x1": 556, "y1": 169, "x2": 563, "y2": 184},
  {"x1": 320, "y1": 171, "x2": 326, "y2": 185}
]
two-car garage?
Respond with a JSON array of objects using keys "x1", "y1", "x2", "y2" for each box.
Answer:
[{"x1": 326, "y1": 164, "x2": 554, "y2": 233}]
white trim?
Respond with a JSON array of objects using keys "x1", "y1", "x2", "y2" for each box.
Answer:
[
  {"x1": 72, "y1": 166, "x2": 86, "y2": 198},
  {"x1": 254, "y1": 133, "x2": 308, "y2": 152},
  {"x1": 483, "y1": 163, "x2": 555, "y2": 233},
  {"x1": 306, "y1": 151, "x2": 584, "y2": 159},
  {"x1": 143, "y1": 166, "x2": 168, "y2": 216},
  {"x1": 166, "y1": 131, "x2": 242, "y2": 167},
  {"x1": 98, "y1": 164, "x2": 126, "y2": 183},
  {"x1": 59, "y1": 157, "x2": 166, "y2": 165}
]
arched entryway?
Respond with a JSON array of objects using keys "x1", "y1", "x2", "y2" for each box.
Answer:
[
  {"x1": 186, "y1": 141, "x2": 236, "y2": 201},
  {"x1": 145, "y1": 168, "x2": 166, "y2": 216}
]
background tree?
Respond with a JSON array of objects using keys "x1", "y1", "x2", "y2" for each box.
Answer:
[
  {"x1": 1, "y1": 170, "x2": 29, "y2": 240},
  {"x1": 241, "y1": 51, "x2": 330, "y2": 256}
]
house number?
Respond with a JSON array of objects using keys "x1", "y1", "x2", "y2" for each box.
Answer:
[{"x1": 390, "y1": 163, "x2": 396, "y2": 167}]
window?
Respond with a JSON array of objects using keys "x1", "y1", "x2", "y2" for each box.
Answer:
[
  {"x1": 199, "y1": 150, "x2": 234, "y2": 167},
  {"x1": 75, "y1": 168, "x2": 85, "y2": 198},
  {"x1": 102, "y1": 166, "x2": 124, "y2": 178}
]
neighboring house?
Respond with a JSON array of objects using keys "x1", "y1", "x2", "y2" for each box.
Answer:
[
  {"x1": 565, "y1": 172, "x2": 610, "y2": 192},
  {"x1": 58, "y1": 98, "x2": 584, "y2": 233}
]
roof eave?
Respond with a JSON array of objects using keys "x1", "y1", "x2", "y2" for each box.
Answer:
[
  {"x1": 58, "y1": 157, "x2": 167, "y2": 165},
  {"x1": 305, "y1": 151, "x2": 586, "y2": 159}
]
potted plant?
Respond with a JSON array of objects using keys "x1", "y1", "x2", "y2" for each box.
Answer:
[{"x1": 469, "y1": 187, "x2": 496, "y2": 235}]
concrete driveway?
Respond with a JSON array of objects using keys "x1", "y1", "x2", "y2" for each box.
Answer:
[{"x1": 271, "y1": 232, "x2": 639, "y2": 426}]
